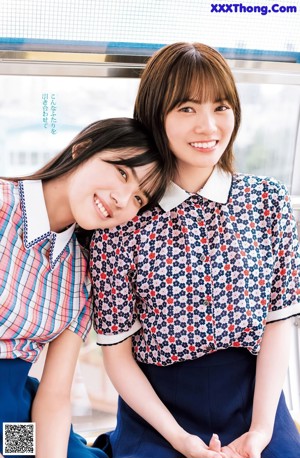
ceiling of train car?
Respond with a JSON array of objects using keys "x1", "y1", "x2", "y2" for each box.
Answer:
[{"x1": 0, "y1": 0, "x2": 300, "y2": 62}]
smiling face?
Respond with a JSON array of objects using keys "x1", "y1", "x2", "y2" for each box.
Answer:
[
  {"x1": 134, "y1": 43, "x2": 241, "y2": 188},
  {"x1": 66, "y1": 149, "x2": 154, "y2": 230},
  {"x1": 162, "y1": 59, "x2": 238, "y2": 192},
  {"x1": 165, "y1": 99, "x2": 235, "y2": 187}
]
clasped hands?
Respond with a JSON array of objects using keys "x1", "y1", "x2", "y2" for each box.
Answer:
[{"x1": 180, "y1": 429, "x2": 270, "y2": 458}]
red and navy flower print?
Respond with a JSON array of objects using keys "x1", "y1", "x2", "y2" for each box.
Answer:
[{"x1": 91, "y1": 174, "x2": 300, "y2": 366}]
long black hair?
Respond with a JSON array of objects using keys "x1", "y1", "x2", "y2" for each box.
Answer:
[
  {"x1": 2, "y1": 117, "x2": 172, "y2": 247},
  {"x1": 3, "y1": 117, "x2": 169, "y2": 208}
]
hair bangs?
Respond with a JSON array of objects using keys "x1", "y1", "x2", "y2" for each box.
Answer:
[
  {"x1": 165, "y1": 50, "x2": 236, "y2": 112},
  {"x1": 188, "y1": 68, "x2": 229, "y2": 105},
  {"x1": 139, "y1": 162, "x2": 165, "y2": 209}
]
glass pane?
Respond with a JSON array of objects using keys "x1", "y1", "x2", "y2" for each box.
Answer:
[
  {"x1": 235, "y1": 83, "x2": 300, "y2": 192},
  {"x1": 0, "y1": 75, "x2": 140, "y2": 177},
  {"x1": 1, "y1": 0, "x2": 300, "y2": 60}
]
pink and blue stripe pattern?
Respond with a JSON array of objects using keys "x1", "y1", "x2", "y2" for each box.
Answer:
[{"x1": 0, "y1": 179, "x2": 92, "y2": 362}]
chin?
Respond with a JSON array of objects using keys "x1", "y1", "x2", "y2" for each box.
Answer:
[{"x1": 98, "y1": 220, "x2": 119, "y2": 230}]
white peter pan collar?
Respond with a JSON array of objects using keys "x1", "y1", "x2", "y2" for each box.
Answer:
[
  {"x1": 159, "y1": 167, "x2": 233, "y2": 212},
  {"x1": 18, "y1": 180, "x2": 75, "y2": 268}
]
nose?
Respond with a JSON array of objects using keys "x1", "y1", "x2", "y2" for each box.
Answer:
[
  {"x1": 194, "y1": 110, "x2": 217, "y2": 135},
  {"x1": 110, "y1": 188, "x2": 132, "y2": 208}
]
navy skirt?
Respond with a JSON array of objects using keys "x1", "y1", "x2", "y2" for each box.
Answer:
[
  {"x1": 0, "y1": 358, "x2": 108, "y2": 458},
  {"x1": 93, "y1": 348, "x2": 300, "y2": 458}
]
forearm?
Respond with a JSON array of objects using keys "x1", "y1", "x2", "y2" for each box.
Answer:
[
  {"x1": 103, "y1": 340, "x2": 188, "y2": 448},
  {"x1": 103, "y1": 339, "x2": 221, "y2": 457},
  {"x1": 32, "y1": 390, "x2": 71, "y2": 458},
  {"x1": 29, "y1": 330, "x2": 83, "y2": 458},
  {"x1": 250, "y1": 318, "x2": 292, "y2": 437}
]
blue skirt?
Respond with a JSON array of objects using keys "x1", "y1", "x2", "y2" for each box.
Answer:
[
  {"x1": 93, "y1": 348, "x2": 300, "y2": 458},
  {"x1": 0, "y1": 358, "x2": 108, "y2": 458}
]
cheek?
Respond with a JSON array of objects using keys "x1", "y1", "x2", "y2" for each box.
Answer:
[
  {"x1": 224, "y1": 114, "x2": 235, "y2": 137},
  {"x1": 166, "y1": 128, "x2": 183, "y2": 151},
  {"x1": 165, "y1": 118, "x2": 179, "y2": 143},
  {"x1": 126, "y1": 205, "x2": 139, "y2": 220},
  {"x1": 115, "y1": 204, "x2": 139, "y2": 225}
]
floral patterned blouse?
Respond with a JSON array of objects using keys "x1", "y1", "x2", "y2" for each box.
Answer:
[{"x1": 91, "y1": 167, "x2": 300, "y2": 366}]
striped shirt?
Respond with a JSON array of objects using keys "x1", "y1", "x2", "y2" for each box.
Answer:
[{"x1": 0, "y1": 179, "x2": 92, "y2": 363}]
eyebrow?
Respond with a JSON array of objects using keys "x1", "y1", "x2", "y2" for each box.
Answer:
[{"x1": 185, "y1": 97, "x2": 228, "y2": 104}]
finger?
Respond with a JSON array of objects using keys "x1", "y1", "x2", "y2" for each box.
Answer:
[
  {"x1": 184, "y1": 452, "x2": 217, "y2": 458},
  {"x1": 221, "y1": 446, "x2": 242, "y2": 458},
  {"x1": 209, "y1": 433, "x2": 221, "y2": 452},
  {"x1": 208, "y1": 450, "x2": 223, "y2": 458},
  {"x1": 197, "y1": 450, "x2": 224, "y2": 458}
]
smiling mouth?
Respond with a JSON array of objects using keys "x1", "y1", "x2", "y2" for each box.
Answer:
[
  {"x1": 190, "y1": 140, "x2": 217, "y2": 149},
  {"x1": 94, "y1": 196, "x2": 110, "y2": 218}
]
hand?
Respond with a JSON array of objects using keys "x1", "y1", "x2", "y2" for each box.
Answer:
[
  {"x1": 221, "y1": 430, "x2": 271, "y2": 458},
  {"x1": 179, "y1": 432, "x2": 226, "y2": 458}
]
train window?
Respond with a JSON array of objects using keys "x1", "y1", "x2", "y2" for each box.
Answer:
[
  {"x1": 1, "y1": 0, "x2": 299, "y2": 62},
  {"x1": 236, "y1": 83, "x2": 300, "y2": 191},
  {"x1": 1, "y1": 74, "x2": 299, "y2": 191},
  {"x1": 0, "y1": 75, "x2": 140, "y2": 177}
]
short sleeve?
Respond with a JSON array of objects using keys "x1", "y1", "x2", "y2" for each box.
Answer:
[
  {"x1": 267, "y1": 182, "x2": 300, "y2": 322},
  {"x1": 0, "y1": 180, "x2": 17, "y2": 240},
  {"x1": 67, "y1": 288, "x2": 93, "y2": 341},
  {"x1": 90, "y1": 227, "x2": 141, "y2": 345}
]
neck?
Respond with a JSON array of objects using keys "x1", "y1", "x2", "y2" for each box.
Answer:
[
  {"x1": 42, "y1": 178, "x2": 75, "y2": 233},
  {"x1": 173, "y1": 165, "x2": 214, "y2": 193}
]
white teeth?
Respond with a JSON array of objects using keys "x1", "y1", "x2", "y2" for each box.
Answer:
[
  {"x1": 94, "y1": 198, "x2": 109, "y2": 217},
  {"x1": 190, "y1": 140, "x2": 217, "y2": 149}
]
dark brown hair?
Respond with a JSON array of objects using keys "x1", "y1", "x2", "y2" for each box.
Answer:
[
  {"x1": 3, "y1": 117, "x2": 168, "y2": 209},
  {"x1": 134, "y1": 42, "x2": 241, "y2": 174}
]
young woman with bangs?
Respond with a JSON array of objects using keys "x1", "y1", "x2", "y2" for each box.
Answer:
[
  {"x1": 0, "y1": 117, "x2": 170, "y2": 458},
  {"x1": 91, "y1": 44, "x2": 300, "y2": 458}
]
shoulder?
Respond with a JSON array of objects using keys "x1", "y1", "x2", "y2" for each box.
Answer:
[
  {"x1": 0, "y1": 179, "x2": 19, "y2": 217},
  {"x1": 232, "y1": 172, "x2": 286, "y2": 190},
  {"x1": 232, "y1": 173, "x2": 288, "y2": 199}
]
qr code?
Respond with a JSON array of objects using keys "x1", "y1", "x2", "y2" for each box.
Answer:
[{"x1": 3, "y1": 422, "x2": 36, "y2": 456}]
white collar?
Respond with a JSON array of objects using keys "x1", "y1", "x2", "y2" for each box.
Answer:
[
  {"x1": 18, "y1": 180, "x2": 75, "y2": 268},
  {"x1": 159, "y1": 167, "x2": 232, "y2": 211}
]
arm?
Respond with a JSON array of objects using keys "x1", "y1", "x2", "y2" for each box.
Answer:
[
  {"x1": 32, "y1": 329, "x2": 82, "y2": 458},
  {"x1": 103, "y1": 338, "x2": 225, "y2": 458},
  {"x1": 222, "y1": 318, "x2": 292, "y2": 458},
  {"x1": 251, "y1": 318, "x2": 292, "y2": 437}
]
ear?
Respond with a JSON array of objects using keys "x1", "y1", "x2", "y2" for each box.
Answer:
[{"x1": 72, "y1": 139, "x2": 93, "y2": 159}]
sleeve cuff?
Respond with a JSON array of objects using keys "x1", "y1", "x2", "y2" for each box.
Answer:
[
  {"x1": 267, "y1": 302, "x2": 300, "y2": 323},
  {"x1": 96, "y1": 318, "x2": 142, "y2": 345}
]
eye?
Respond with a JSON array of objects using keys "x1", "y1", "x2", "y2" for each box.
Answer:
[
  {"x1": 118, "y1": 168, "x2": 127, "y2": 180},
  {"x1": 134, "y1": 195, "x2": 144, "y2": 207},
  {"x1": 178, "y1": 106, "x2": 195, "y2": 113},
  {"x1": 215, "y1": 103, "x2": 231, "y2": 112}
]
